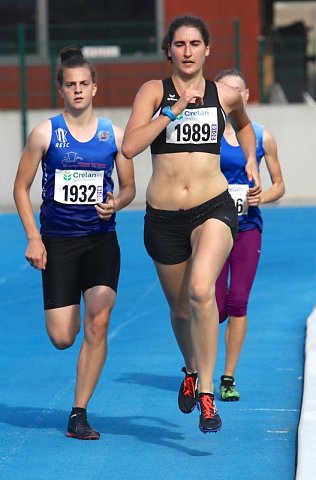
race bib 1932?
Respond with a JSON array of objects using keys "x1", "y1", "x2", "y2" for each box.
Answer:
[
  {"x1": 228, "y1": 184, "x2": 249, "y2": 216},
  {"x1": 54, "y1": 169, "x2": 104, "y2": 204}
]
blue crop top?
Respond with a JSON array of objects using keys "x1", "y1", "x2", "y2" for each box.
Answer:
[
  {"x1": 40, "y1": 113, "x2": 118, "y2": 237},
  {"x1": 220, "y1": 121, "x2": 265, "y2": 232},
  {"x1": 150, "y1": 77, "x2": 226, "y2": 155}
]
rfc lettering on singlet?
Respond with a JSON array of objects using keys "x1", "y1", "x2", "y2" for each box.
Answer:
[
  {"x1": 166, "y1": 107, "x2": 218, "y2": 144},
  {"x1": 54, "y1": 169, "x2": 104, "y2": 204},
  {"x1": 228, "y1": 184, "x2": 249, "y2": 216}
]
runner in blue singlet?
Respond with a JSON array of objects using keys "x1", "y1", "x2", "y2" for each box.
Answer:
[
  {"x1": 13, "y1": 46, "x2": 135, "y2": 440},
  {"x1": 214, "y1": 68, "x2": 285, "y2": 402}
]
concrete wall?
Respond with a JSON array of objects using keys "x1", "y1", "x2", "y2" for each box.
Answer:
[{"x1": 2, "y1": 104, "x2": 315, "y2": 212}]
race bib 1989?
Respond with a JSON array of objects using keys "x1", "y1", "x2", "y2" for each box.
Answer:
[
  {"x1": 166, "y1": 107, "x2": 218, "y2": 144},
  {"x1": 228, "y1": 184, "x2": 249, "y2": 216},
  {"x1": 54, "y1": 169, "x2": 104, "y2": 204}
]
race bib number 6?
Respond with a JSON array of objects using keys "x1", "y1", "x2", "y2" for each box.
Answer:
[
  {"x1": 228, "y1": 184, "x2": 249, "y2": 216},
  {"x1": 54, "y1": 169, "x2": 104, "y2": 204}
]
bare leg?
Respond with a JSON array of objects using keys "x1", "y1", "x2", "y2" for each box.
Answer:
[
  {"x1": 45, "y1": 304, "x2": 81, "y2": 349},
  {"x1": 190, "y1": 219, "x2": 233, "y2": 394},
  {"x1": 74, "y1": 285, "x2": 116, "y2": 408},
  {"x1": 224, "y1": 315, "x2": 247, "y2": 377},
  {"x1": 45, "y1": 286, "x2": 115, "y2": 409},
  {"x1": 154, "y1": 260, "x2": 197, "y2": 372}
]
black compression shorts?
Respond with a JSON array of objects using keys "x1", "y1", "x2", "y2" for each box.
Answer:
[
  {"x1": 42, "y1": 231, "x2": 120, "y2": 310},
  {"x1": 144, "y1": 190, "x2": 238, "y2": 265}
]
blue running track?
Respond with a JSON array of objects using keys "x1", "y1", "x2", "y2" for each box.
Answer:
[{"x1": 0, "y1": 206, "x2": 315, "y2": 480}]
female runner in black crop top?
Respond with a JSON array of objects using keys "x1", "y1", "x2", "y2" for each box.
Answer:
[{"x1": 122, "y1": 15, "x2": 261, "y2": 434}]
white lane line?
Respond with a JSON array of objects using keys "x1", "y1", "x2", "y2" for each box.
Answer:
[
  {"x1": 109, "y1": 279, "x2": 160, "y2": 342},
  {"x1": 266, "y1": 430, "x2": 289, "y2": 434},
  {"x1": 238, "y1": 408, "x2": 299, "y2": 412}
]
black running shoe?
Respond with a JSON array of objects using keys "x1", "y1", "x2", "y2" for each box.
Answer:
[
  {"x1": 178, "y1": 367, "x2": 198, "y2": 414},
  {"x1": 197, "y1": 393, "x2": 222, "y2": 433},
  {"x1": 67, "y1": 410, "x2": 100, "y2": 440}
]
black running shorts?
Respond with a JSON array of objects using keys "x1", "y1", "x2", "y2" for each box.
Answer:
[
  {"x1": 42, "y1": 231, "x2": 120, "y2": 310},
  {"x1": 144, "y1": 190, "x2": 238, "y2": 265}
]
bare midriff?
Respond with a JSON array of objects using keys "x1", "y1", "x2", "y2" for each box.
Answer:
[{"x1": 146, "y1": 151, "x2": 228, "y2": 210}]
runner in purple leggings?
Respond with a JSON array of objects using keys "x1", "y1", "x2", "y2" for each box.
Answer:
[{"x1": 215, "y1": 69, "x2": 285, "y2": 401}]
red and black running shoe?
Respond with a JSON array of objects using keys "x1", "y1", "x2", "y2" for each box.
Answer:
[
  {"x1": 178, "y1": 367, "x2": 198, "y2": 414},
  {"x1": 197, "y1": 393, "x2": 222, "y2": 433},
  {"x1": 67, "y1": 410, "x2": 100, "y2": 440}
]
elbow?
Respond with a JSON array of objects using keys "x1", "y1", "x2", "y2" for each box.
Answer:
[
  {"x1": 121, "y1": 142, "x2": 134, "y2": 160},
  {"x1": 275, "y1": 182, "x2": 285, "y2": 201},
  {"x1": 279, "y1": 180, "x2": 286, "y2": 198}
]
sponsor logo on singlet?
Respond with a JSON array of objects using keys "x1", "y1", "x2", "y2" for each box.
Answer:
[
  {"x1": 98, "y1": 130, "x2": 110, "y2": 142},
  {"x1": 55, "y1": 128, "x2": 70, "y2": 148},
  {"x1": 61, "y1": 170, "x2": 99, "y2": 181},
  {"x1": 61, "y1": 151, "x2": 83, "y2": 167}
]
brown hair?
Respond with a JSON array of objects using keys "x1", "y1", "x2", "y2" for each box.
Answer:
[
  {"x1": 161, "y1": 15, "x2": 211, "y2": 62},
  {"x1": 56, "y1": 46, "x2": 96, "y2": 86},
  {"x1": 215, "y1": 68, "x2": 247, "y2": 87}
]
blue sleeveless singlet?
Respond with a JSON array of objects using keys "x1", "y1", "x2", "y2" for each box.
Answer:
[
  {"x1": 40, "y1": 113, "x2": 118, "y2": 236},
  {"x1": 220, "y1": 121, "x2": 265, "y2": 232}
]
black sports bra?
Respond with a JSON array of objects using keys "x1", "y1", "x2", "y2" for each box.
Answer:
[{"x1": 150, "y1": 77, "x2": 226, "y2": 155}]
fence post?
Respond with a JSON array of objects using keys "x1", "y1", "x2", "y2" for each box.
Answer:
[
  {"x1": 233, "y1": 18, "x2": 240, "y2": 70},
  {"x1": 17, "y1": 24, "x2": 27, "y2": 147},
  {"x1": 50, "y1": 48, "x2": 58, "y2": 108},
  {"x1": 258, "y1": 36, "x2": 267, "y2": 103}
]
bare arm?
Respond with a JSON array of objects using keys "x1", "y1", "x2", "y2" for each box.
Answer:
[
  {"x1": 122, "y1": 80, "x2": 206, "y2": 159},
  {"x1": 122, "y1": 80, "x2": 167, "y2": 159},
  {"x1": 95, "y1": 125, "x2": 136, "y2": 220},
  {"x1": 13, "y1": 121, "x2": 51, "y2": 270},
  {"x1": 247, "y1": 129, "x2": 285, "y2": 206},
  {"x1": 236, "y1": 123, "x2": 261, "y2": 195}
]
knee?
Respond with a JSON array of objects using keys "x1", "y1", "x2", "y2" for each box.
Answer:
[
  {"x1": 189, "y1": 282, "x2": 215, "y2": 308},
  {"x1": 85, "y1": 314, "x2": 110, "y2": 342},
  {"x1": 45, "y1": 307, "x2": 80, "y2": 350},
  {"x1": 49, "y1": 333, "x2": 76, "y2": 350}
]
